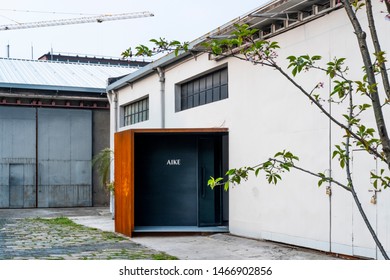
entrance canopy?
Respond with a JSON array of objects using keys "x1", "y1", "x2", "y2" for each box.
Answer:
[{"x1": 114, "y1": 128, "x2": 228, "y2": 237}]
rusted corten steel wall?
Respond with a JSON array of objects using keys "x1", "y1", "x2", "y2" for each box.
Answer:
[{"x1": 114, "y1": 130, "x2": 134, "y2": 237}]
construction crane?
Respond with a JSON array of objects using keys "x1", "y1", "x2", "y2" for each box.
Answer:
[{"x1": 0, "y1": 11, "x2": 154, "y2": 31}]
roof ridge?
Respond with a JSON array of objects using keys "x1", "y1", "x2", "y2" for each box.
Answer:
[{"x1": 0, "y1": 56, "x2": 138, "y2": 69}]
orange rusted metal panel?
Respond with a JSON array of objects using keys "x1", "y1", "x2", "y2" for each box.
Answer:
[{"x1": 114, "y1": 130, "x2": 134, "y2": 237}]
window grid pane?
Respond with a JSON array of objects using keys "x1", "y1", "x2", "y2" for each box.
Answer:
[
  {"x1": 179, "y1": 68, "x2": 228, "y2": 111},
  {"x1": 123, "y1": 97, "x2": 149, "y2": 126}
]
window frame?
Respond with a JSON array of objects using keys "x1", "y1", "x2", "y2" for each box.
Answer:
[
  {"x1": 122, "y1": 96, "x2": 149, "y2": 126},
  {"x1": 175, "y1": 66, "x2": 228, "y2": 112}
]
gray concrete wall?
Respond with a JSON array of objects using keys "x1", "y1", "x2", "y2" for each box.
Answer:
[{"x1": 92, "y1": 110, "x2": 110, "y2": 206}]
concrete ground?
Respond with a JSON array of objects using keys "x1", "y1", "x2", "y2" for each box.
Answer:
[{"x1": 0, "y1": 207, "x2": 338, "y2": 260}]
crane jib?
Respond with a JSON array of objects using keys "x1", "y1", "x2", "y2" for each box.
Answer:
[{"x1": 0, "y1": 12, "x2": 154, "y2": 31}]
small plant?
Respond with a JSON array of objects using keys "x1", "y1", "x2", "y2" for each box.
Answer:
[
  {"x1": 152, "y1": 253, "x2": 178, "y2": 260},
  {"x1": 31, "y1": 217, "x2": 84, "y2": 229},
  {"x1": 92, "y1": 148, "x2": 115, "y2": 193},
  {"x1": 101, "y1": 231, "x2": 126, "y2": 241}
]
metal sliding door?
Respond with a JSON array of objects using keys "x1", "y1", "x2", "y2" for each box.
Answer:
[
  {"x1": 37, "y1": 108, "x2": 92, "y2": 207},
  {"x1": 0, "y1": 107, "x2": 92, "y2": 208},
  {"x1": 0, "y1": 107, "x2": 36, "y2": 208}
]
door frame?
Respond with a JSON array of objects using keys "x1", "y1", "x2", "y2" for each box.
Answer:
[{"x1": 114, "y1": 128, "x2": 228, "y2": 237}]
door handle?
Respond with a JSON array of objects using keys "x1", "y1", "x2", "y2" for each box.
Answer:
[{"x1": 201, "y1": 167, "x2": 206, "y2": 198}]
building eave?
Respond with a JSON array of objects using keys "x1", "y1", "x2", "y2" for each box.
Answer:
[
  {"x1": 106, "y1": 51, "x2": 193, "y2": 92},
  {"x1": 0, "y1": 82, "x2": 106, "y2": 94}
]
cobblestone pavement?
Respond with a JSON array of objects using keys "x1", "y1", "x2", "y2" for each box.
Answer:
[{"x1": 0, "y1": 217, "x2": 176, "y2": 260}]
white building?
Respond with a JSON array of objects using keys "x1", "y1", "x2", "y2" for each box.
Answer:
[{"x1": 107, "y1": 0, "x2": 390, "y2": 259}]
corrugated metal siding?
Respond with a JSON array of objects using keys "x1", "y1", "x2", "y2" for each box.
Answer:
[
  {"x1": 38, "y1": 108, "x2": 92, "y2": 207},
  {"x1": 0, "y1": 58, "x2": 136, "y2": 91},
  {"x1": 0, "y1": 106, "x2": 95, "y2": 208},
  {"x1": 0, "y1": 107, "x2": 36, "y2": 208}
]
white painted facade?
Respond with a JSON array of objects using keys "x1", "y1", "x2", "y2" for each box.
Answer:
[{"x1": 107, "y1": 1, "x2": 390, "y2": 259}]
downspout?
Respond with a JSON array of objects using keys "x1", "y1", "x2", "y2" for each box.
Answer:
[
  {"x1": 107, "y1": 89, "x2": 118, "y2": 133},
  {"x1": 108, "y1": 89, "x2": 118, "y2": 217},
  {"x1": 328, "y1": 75, "x2": 332, "y2": 254},
  {"x1": 156, "y1": 67, "x2": 165, "y2": 128}
]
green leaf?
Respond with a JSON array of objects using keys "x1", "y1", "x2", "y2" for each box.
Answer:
[
  {"x1": 359, "y1": 103, "x2": 371, "y2": 111},
  {"x1": 285, "y1": 151, "x2": 293, "y2": 158},
  {"x1": 287, "y1": 55, "x2": 296, "y2": 62},
  {"x1": 292, "y1": 67, "x2": 298, "y2": 77},
  {"x1": 226, "y1": 169, "x2": 236, "y2": 176},
  {"x1": 280, "y1": 163, "x2": 290, "y2": 171},
  {"x1": 311, "y1": 55, "x2": 322, "y2": 61},
  {"x1": 274, "y1": 152, "x2": 283, "y2": 158},
  {"x1": 269, "y1": 41, "x2": 280, "y2": 49},
  {"x1": 373, "y1": 179, "x2": 378, "y2": 189},
  {"x1": 263, "y1": 161, "x2": 272, "y2": 169},
  {"x1": 211, "y1": 45, "x2": 223, "y2": 55},
  {"x1": 169, "y1": 40, "x2": 181, "y2": 46}
]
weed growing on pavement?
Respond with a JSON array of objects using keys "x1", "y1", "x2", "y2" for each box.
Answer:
[
  {"x1": 30, "y1": 217, "x2": 84, "y2": 230},
  {"x1": 101, "y1": 231, "x2": 126, "y2": 242},
  {"x1": 152, "y1": 253, "x2": 178, "y2": 260}
]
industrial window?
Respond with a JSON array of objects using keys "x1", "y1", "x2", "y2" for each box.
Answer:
[
  {"x1": 123, "y1": 97, "x2": 149, "y2": 126},
  {"x1": 178, "y1": 68, "x2": 228, "y2": 111}
]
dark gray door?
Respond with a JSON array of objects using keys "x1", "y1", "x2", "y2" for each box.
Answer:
[
  {"x1": 198, "y1": 137, "x2": 223, "y2": 226},
  {"x1": 37, "y1": 108, "x2": 92, "y2": 207},
  {"x1": 9, "y1": 164, "x2": 24, "y2": 208},
  {"x1": 135, "y1": 134, "x2": 198, "y2": 226}
]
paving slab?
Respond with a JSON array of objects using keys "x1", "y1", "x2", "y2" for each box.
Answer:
[{"x1": 130, "y1": 234, "x2": 338, "y2": 260}]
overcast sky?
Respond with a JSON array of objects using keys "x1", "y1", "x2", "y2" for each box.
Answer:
[{"x1": 0, "y1": 0, "x2": 268, "y2": 60}]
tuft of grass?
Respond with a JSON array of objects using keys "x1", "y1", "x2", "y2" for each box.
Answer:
[
  {"x1": 101, "y1": 231, "x2": 126, "y2": 241},
  {"x1": 152, "y1": 252, "x2": 178, "y2": 260},
  {"x1": 31, "y1": 217, "x2": 84, "y2": 229}
]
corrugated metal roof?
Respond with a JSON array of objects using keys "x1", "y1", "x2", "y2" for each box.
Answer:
[{"x1": 0, "y1": 58, "x2": 137, "y2": 93}]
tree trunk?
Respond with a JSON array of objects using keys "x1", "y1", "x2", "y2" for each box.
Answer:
[
  {"x1": 341, "y1": 1, "x2": 390, "y2": 170},
  {"x1": 345, "y1": 91, "x2": 389, "y2": 259},
  {"x1": 365, "y1": 0, "x2": 390, "y2": 99}
]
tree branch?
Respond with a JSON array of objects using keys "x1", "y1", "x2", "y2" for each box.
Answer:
[
  {"x1": 365, "y1": 0, "x2": 390, "y2": 99},
  {"x1": 340, "y1": 1, "x2": 390, "y2": 169},
  {"x1": 270, "y1": 61, "x2": 386, "y2": 162},
  {"x1": 271, "y1": 158, "x2": 352, "y2": 192}
]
